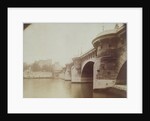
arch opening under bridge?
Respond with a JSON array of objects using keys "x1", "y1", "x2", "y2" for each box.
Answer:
[
  {"x1": 116, "y1": 61, "x2": 127, "y2": 85},
  {"x1": 81, "y1": 61, "x2": 94, "y2": 82}
]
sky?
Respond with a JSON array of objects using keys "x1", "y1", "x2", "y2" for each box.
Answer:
[{"x1": 23, "y1": 23, "x2": 117, "y2": 67}]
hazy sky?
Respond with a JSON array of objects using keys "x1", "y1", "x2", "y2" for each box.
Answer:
[{"x1": 23, "y1": 23, "x2": 117, "y2": 66}]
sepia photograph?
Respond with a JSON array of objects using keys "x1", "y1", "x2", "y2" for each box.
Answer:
[
  {"x1": 23, "y1": 23, "x2": 127, "y2": 98},
  {"x1": 8, "y1": 7, "x2": 142, "y2": 113}
]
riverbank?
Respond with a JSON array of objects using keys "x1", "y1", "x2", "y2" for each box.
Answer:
[
  {"x1": 23, "y1": 77, "x2": 54, "y2": 79},
  {"x1": 23, "y1": 71, "x2": 53, "y2": 79}
]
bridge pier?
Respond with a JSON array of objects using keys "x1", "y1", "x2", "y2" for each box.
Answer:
[
  {"x1": 93, "y1": 56, "x2": 118, "y2": 89},
  {"x1": 64, "y1": 63, "x2": 73, "y2": 81},
  {"x1": 92, "y1": 24, "x2": 126, "y2": 89},
  {"x1": 59, "y1": 67, "x2": 66, "y2": 80},
  {"x1": 71, "y1": 57, "x2": 81, "y2": 82}
]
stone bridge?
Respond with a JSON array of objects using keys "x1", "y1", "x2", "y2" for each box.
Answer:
[{"x1": 62, "y1": 24, "x2": 127, "y2": 89}]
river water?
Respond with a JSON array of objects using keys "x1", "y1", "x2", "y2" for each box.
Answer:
[{"x1": 23, "y1": 78, "x2": 121, "y2": 98}]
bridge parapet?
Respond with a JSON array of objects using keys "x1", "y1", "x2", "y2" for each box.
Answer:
[
  {"x1": 80, "y1": 49, "x2": 96, "y2": 64},
  {"x1": 92, "y1": 24, "x2": 126, "y2": 48}
]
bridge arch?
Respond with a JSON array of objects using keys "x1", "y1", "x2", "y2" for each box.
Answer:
[
  {"x1": 81, "y1": 59, "x2": 95, "y2": 82},
  {"x1": 116, "y1": 50, "x2": 127, "y2": 85},
  {"x1": 81, "y1": 58, "x2": 96, "y2": 72},
  {"x1": 116, "y1": 61, "x2": 127, "y2": 85}
]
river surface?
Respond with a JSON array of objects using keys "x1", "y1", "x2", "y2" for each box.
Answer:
[{"x1": 23, "y1": 78, "x2": 121, "y2": 98}]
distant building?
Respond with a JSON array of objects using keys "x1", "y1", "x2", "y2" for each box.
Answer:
[{"x1": 37, "y1": 59, "x2": 52, "y2": 68}]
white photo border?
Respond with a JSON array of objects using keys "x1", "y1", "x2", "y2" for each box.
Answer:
[{"x1": 8, "y1": 8, "x2": 142, "y2": 113}]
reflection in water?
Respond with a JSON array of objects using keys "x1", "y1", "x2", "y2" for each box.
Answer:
[{"x1": 23, "y1": 79, "x2": 121, "y2": 98}]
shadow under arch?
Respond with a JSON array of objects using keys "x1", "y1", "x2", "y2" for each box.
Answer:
[
  {"x1": 81, "y1": 61, "x2": 94, "y2": 82},
  {"x1": 116, "y1": 61, "x2": 127, "y2": 85}
]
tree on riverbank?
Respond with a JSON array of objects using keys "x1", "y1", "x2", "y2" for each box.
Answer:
[
  {"x1": 24, "y1": 59, "x2": 55, "y2": 72},
  {"x1": 23, "y1": 63, "x2": 30, "y2": 72},
  {"x1": 30, "y1": 61, "x2": 53, "y2": 72},
  {"x1": 42, "y1": 64, "x2": 52, "y2": 72},
  {"x1": 31, "y1": 61, "x2": 41, "y2": 72}
]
